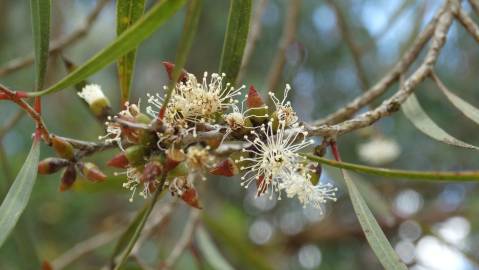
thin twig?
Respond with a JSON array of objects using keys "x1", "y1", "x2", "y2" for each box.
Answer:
[
  {"x1": 160, "y1": 210, "x2": 200, "y2": 270},
  {"x1": 237, "y1": 0, "x2": 268, "y2": 83},
  {"x1": 468, "y1": 0, "x2": 479, "y2": 16},
  {"x1": 266, "y1": 0, "x2": 301, "y2": 96},
  {"x1": 0, "y1": 0, "x2": 110, "y2": 77},
  {"x1": 454, "y1": 6, "x2": 479, "y2": 43}
]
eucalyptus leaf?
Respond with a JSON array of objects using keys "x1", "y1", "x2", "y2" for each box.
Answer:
[
  {"x1": 116, "y1": 0, "x2": 146, "y2": 106},
  {"x1": 219, "y1": 0, "x2": 252, "y2": 86},
  {"x1": 342, "y1": 170, "x2": 407, "y2": 270},
  {"x1": 402, "y1": 93, "x2": 479, "y2": 150},
  {"x1": 0, "y1": 140, "x2": 41, "y2": 247},
  {"x1": 31, "y1": 0, "x2": 187, "y2": 97},
  {"x1": 30, "y1": 0, "x2": 51, "y2": 90}
]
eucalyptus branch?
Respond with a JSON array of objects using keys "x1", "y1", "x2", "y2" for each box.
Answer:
[
  {"x1": 0, "y1": 0, "x2": 110, "y2": 77},
  {"x1": 454, "y1": 6, "x2": 479, "y2": 44}
]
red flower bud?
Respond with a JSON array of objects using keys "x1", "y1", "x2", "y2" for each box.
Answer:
[
  {"x1": 181, "y1": 187, "x2": 202, "y2": 209},
  {"x1": 79, "y1": 162, "x2": 107, "y2": 182},
  {"x1": 162, "y1": 61, "x2": 188, "y2": 83},
  {"x1": 247, "y1": 85, "x2": 265, "y2": 108},
  {"x1": 209, "y1": 158, "x2": 238, "y2": 177},
  {"x1": 141, "y1": 161, "x2": 163, "y2": 183},
  {"x1": 107, "y1": 152, "x2": 130, "y2": 168},
  {"x1": 60, "y1": 165, "x2": 77, "y2": 192},
  {"x1": 256, "y1": 175, "x2": 268, "y2": 196},
  {"x1": 38, "y1": 158, "x2": 69, "y2": 175}
]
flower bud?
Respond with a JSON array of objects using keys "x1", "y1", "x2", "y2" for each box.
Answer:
[
  {"x1": 181, "y1": 187, "x2": 202, "y2": 209},
  {"x1": 38, "y1": 157, "x2": 69, "y2": 175},
  {"x1": 209, "y1": 158, "x2": 238, "y2": 177},
  {"x1": 167, "y1": 162, "x2": 188, "y2": 179},
  {"x1": 60, "y1": 165, "x2": 77, "y2": 192},
  {"x1": 51, "y1": 136, "x2": 75, "y2": 160},
  {"x1": 78, "y1": 84, "x2": 112, "y2": 117},
  {"x1": 125, "y1": 145, "x2": 146, "y2": 166},
  {"x1": 246, "y1": 85, "x2": 265, "y2": 108},
  {"x1": 256, "y1": 175, "x2": 267, "y2": 196},
  {"x1": 164, "y1": 148, "x2": 186, "y2": 171},
  {"x1": 245, "y1": 85, "x2": 268, "y2": 126},
  {"x1": 79, "y1": 162, "x2": 107, "y2": 182},
  {"x1": 107, "y1": 152, "x2": 129, "y2": 168},
  {"x1": 162, "y1": 61, "x2": 188, "y2": 83}
]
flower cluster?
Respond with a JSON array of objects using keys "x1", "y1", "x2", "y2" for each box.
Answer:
[{"x1": 98, "y1": 65, "x2": 337, "y2": 211}]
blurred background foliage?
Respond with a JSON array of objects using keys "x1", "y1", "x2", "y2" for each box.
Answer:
[{"x1": 1, "y1": 0, "x2": 479, "y2": 269}]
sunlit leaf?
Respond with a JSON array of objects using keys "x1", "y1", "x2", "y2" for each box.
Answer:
[
  {"x1": 196, "y1": 226, "x2": 234, "y2": 270},
  {"x1": 30, "y1": 0, "x2": 51, "y2": 90},
  {"x1": 402, "y1": 93, "x2": 479, "y2": 150},
  {"x1": 341, "y1": 170, "x2": 407, "y2": 270},
  {"x1": 31, "y1": 0, "x2": 187, "y2": 97},
  {"x1": 116, "y1": 0, "x2": 146, "y2": 106},
  {"x1": 219, "y1": 0, "x2": 252, "y2": 85},
  {"x1": 433, "y1": 73, "x2": 479, "y2": 125},
  {"x1": 0, "y1": 140, "x2": 41, "y2": 247}
]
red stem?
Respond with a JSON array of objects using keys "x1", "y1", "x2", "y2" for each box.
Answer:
[{"x1": 330, "y1": 141, "x2": 342, "y2": 161}]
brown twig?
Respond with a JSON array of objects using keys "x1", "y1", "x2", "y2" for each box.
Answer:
[
  {"x1": 469, "y1": 0, "x2": 479, "y2": 16},
  {"x1": 266, "y1": 0, "x2": 301, "y2": 97},
  {"x1": 0, "y1": 0, "x2": 110, "y2": 77},
  {"x1": 454, "y1": 6, "x2": 479, "y2": 43},
  {"x1": 314, "y1": 2, "x2": 447, "y2": 126},
  {"x1": 237, "y1": 0, "x2": 268, "y2": 84}
]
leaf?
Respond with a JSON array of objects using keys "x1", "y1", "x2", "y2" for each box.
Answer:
[
  {"x1": 0, "y1": 140, "x2": 41, "y2": 247},
  {"x1": 402, "y1": 93, "x2": 479, "y2": 150},
  {"x1": 432, "y1": 73, "x2": 479, "y2": 125},
  {"x1": 116, "y1": 0, "x2": 146, "y2": 107},
  {"x1": 31, "y1": 0, "x2": 187, "y2": 97},
  {"x1": 341, "y1": 170, "x2": 407, "y2": 270},
  {"x1": 30, "y1": 0, "x2": 51, "y2": 90},
  {"x1": 196, "y1": 226, "x2": 235, "y2": 270},
  {"x1": 304, "y1": 154, "x2": 479, "y2": 181},
  {"x1": 219, "y1": 0, "x2": 252, "y2": 85},
  {"x1": 349, "y1": 173, "x2": 395, "y2": 226}
]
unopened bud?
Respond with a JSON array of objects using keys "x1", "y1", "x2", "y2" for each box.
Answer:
[
  {"x1": 107, "y1": 152, "x2": 129, "y2": 168},
  {"x1": 246, "y1": 86, "x2": 268, "y2": 126},
  {"x1": 79, "y1": 162, "x2": 107, "y2": 182},
  {"x1": 167, "y1": 162, "x2": 188, "y2": 178},
  {"x1": 181, "y1": 187, "x2": 202, "y2": 209},
  {"x1": 60, "y1": 165, "x2": 77, "y2": 192},
  {"x1": 78, "y1": 84, "x2": 112, "y2": 117},
  {"x1": 125, "y1": 145, "x2": 146, "y2": 166},
  {"x1": 162, "y1": 61, "x2": 188, "y2": 83},
  {"x1": 246, "y1": 85, "x2": 265, "y2": 108},
  {"x1": 51, "y1": 136, "x2": 75, "y2": 160},
  {"x1": 38, "y1": 157, "x2": 69, "y2": 175},
  {"x1": 256, "y1": 175, "x2": 267, "y2": 196},
  {"x1": 164, "y1": 148, "x2": 186, "y2": 171},
  {"x1": 209, "y1": 158, "x2": 238, "y2": 177}
]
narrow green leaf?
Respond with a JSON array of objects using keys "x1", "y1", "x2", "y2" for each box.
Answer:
[
  {"x1": 219, "y1": 0, "x2": 252, "y2": 85},
  {"x1": 341, "y1": 170, "x2": 407, "y2": 270},
  {"x1": 30, "y1": 0, "x2": 51, "y2": 90},
  {"x1": 116, "y1": 0, "x2": 146, "y2": 107},
  {"x1": 402, "y1": 93, "x2": 479, "y2": 150},
  {"x1": 196, "y1": 226, "x2": 235, "y2": 270},
  {"x1": 31, "y1": 0, "x2": 187, "y2": 97},
  {"x1": 161, "y1": 0, "x2": 203, "y2": 111},
  {"x1": 350, "y1": 173, "x2": 395, "y2": 226},
  {"x1": 0, "y1": 141, "x2": 41, "y2": 247},
  {"x1": 109, "y1": 203, "x2": 148, "y2": 267},
  {"x1": 304, "y1": 154, "x2": 479, "y2": 181},
  {"x1": 432, "y1": 73, "x2": 479, "y2": 125}
]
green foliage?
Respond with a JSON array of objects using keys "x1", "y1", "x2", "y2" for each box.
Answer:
[
  {"x1": 116, "y1": 0, "x2": 146, "y2": 106},
  {"x1": 30, "y1": 0, "x2": 51, "y2": 90},
  {"x1": 0, "y1": 141, "x2": 40, "y2": 247},
  {"x1": 219, "y1": 0, "x2": 252, "y2": 86}
]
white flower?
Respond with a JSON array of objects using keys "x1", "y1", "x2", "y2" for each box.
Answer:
[
  {"x1": 279, "y1": 172, "x2": 337, "y2": 211},
  {"x1": 99, "y1": 102, "x2": 141, "y2": 150},
  {"x1": 238, "y1": 120, "x2": 313, "y2": 198},
  {"x1": 78, "y1": 84, "x2": 110, "y2": 107},
  {"x1": 147, "y1": 72, "x2": 244, "y2": 124},
  {"x1": 116, "y1": 166, "x2": 158, "y2": 202},
  {"x1": 185, "y1": 145, "x2": 215, "y2": 180},
  {"x1": 268, "y1": 84, "x2": 298, "y2": 126},
  {"x1": 357, "y1": 137, "x2": 401, "y2": 165}
]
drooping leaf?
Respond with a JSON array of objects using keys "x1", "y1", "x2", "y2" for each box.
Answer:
[
  {"x1": 219, "y1": 0, "x2": 252, "y2": 86},
  {"x1": 196, "y1": 226, "x2": 234, "y2": 270},
  {"x1": 402, "y1": 93, "x2": 479, "y2": 150},
  {"x1": 341, "y1": 170, "x2": 407, "y2": 270},
  {"x1": 433, "y1": 73, "x2": 479, "y2": 125},
  {"x1": 304, "y1": 154, "x2": 479, "y2": 181},
  {"x1": 116, "y1": 0, "x2": 146, "y2": 107},
  {"x1": 0, "y1": 141, "x2": 41, "y2": 247},
  {"x1": 31, "y1": 0, "x2": 187, "y2": 97},
  {"x1": 30, "y1": 0, "x2": 51, "y2": 90}
]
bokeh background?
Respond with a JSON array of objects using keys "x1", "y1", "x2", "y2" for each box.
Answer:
[{"x1": 1, "y1": 0, "x2": 479, "y2": 269}]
